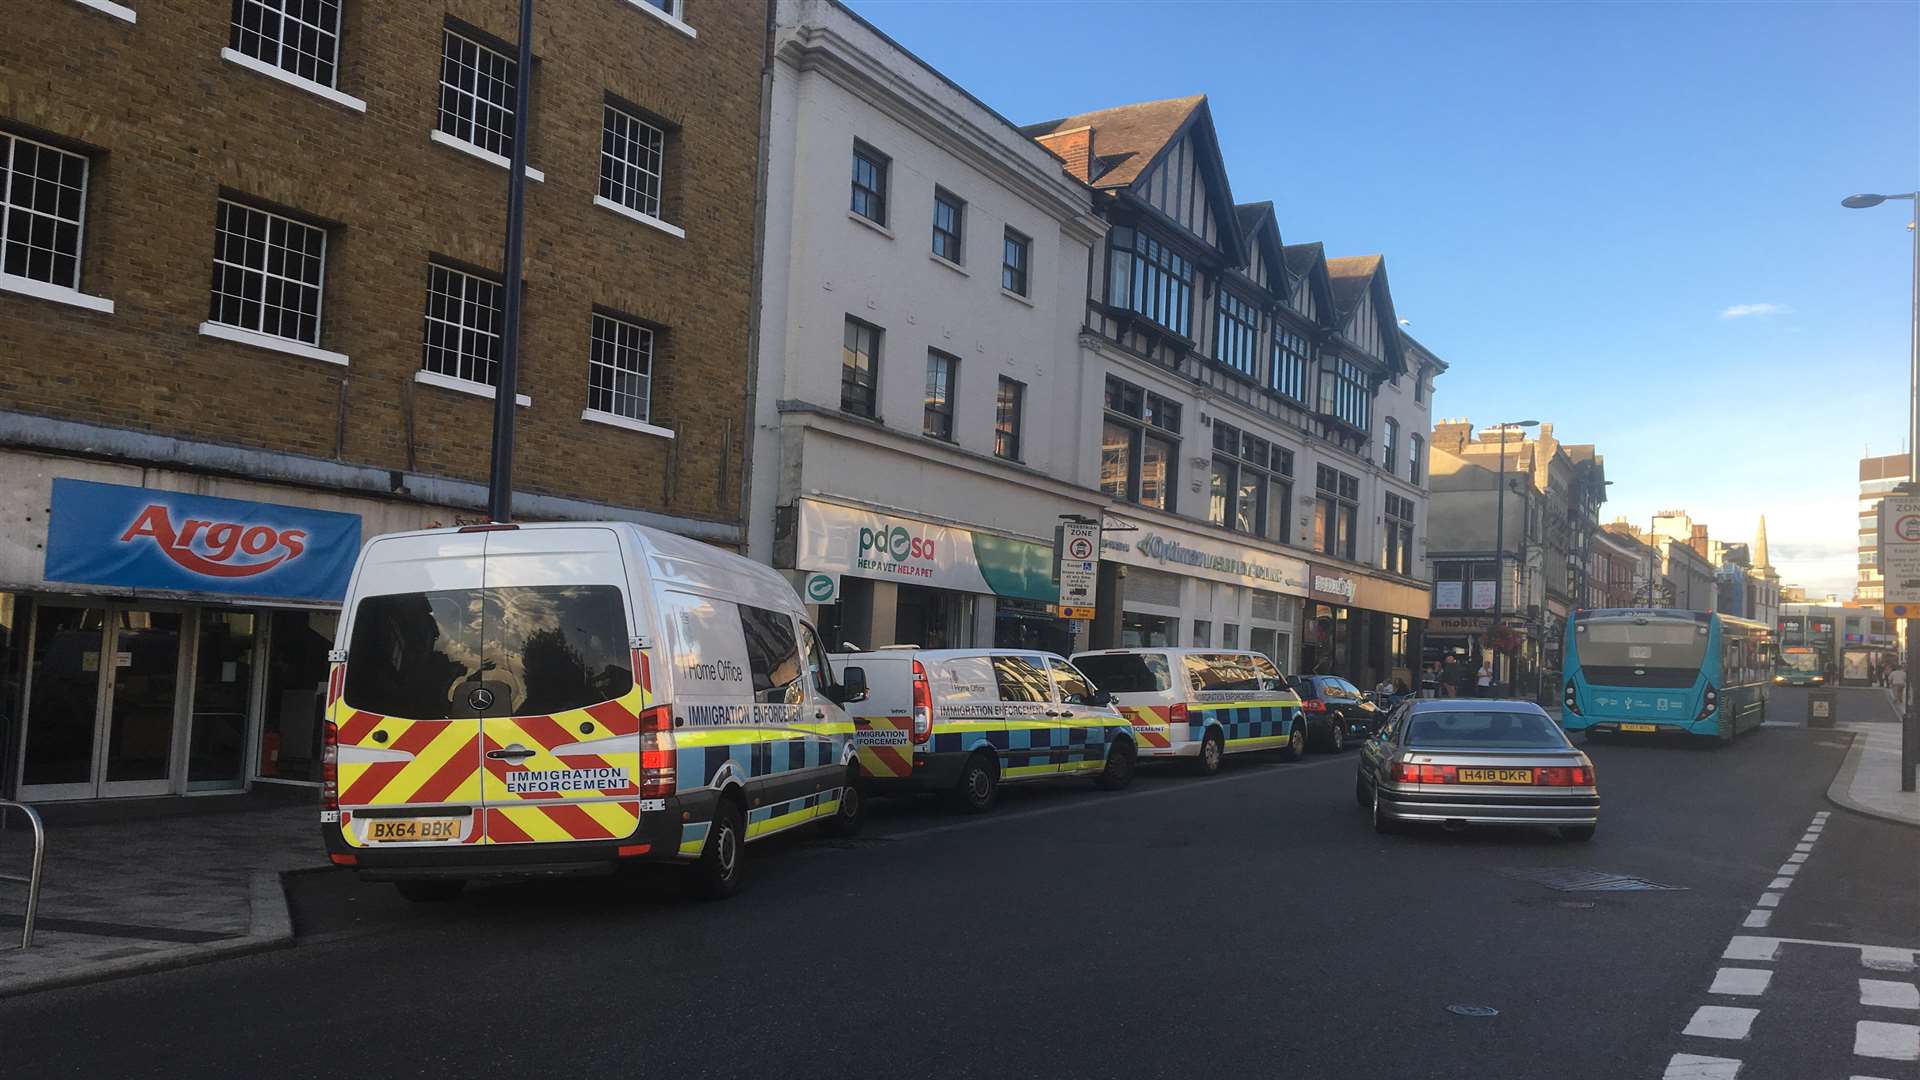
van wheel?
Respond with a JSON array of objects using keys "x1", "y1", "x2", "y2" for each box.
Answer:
[
  {"x1": 1283, "y1": 721, "x2": 1309, "y2": 762},
  {"x1": 1194, "y1": 730, "x2": 1225, "y2": 775},
  {"x1": 1096, "y1": 740, "x2": 1136, "y2": 791},
  {"x1": 395, "y1": 879, "x2": 466, "y2": 903},
  {"x1": 687, "y1": 799, "x2": 746, "y2": 900},
  {"x1": 820, "y1": 768, "x2": 865, "y2": 836},
  {"x1": 947, "y1": 752, "x2": 998, "y2": 814}
]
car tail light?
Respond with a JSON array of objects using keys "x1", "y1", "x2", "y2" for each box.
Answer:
[
  {"x1": 911, "y1": 661, "x2": 933, "y2": 745},
  {"x1": 635, "y1": 648, "x2": 676, "y2": 796},
  {"x1": 1300, "y1": 698, "x2": 1327, "y2": 714},
  {"x1": 1170, "y1": 702, "x2": 1189, "y2": 723},
  {"x1": 1391, "y1": 759, "x2": 1457, "y2": 784},
  {"x1": 1698, "y1": 686, "x2": 1718, "y2": 721},
  {"x1": 1563, "y1": 681, "x2": 1580, "y2": 716},
  {"x1": 1536, "y1": 766, "x2": 1594, "y2": 786}
]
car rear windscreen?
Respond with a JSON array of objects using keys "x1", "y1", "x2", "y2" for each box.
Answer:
[
  {"x1": 1406, "y1": 711, "x2": 1571, "y2": 749},
  {"x1": 344, "y1": 585, "x2": 632, "y2": 718},
  {"x1": 1073, "y1": 653, "x2": 1171, "y2": 693}
]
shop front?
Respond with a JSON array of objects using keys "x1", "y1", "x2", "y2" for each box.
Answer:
[
  {"x1": 785, "y1": 498, "x2": 1077, "y2": 654},
  {"x1": 1096, "y1": 513, "x2": 1309, "y2": 671},
  {"x1": 2, "y1": 475, "x2": 366, "y2": 802},
  {"x1": 1297, "y1": 563, "x2": 1431, "y2": 692}
]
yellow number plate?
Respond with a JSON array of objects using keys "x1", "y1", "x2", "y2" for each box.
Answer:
[
  {"x1": 1619, "y1": 723, "x2": 1659, "y2": 733},
  {"x1": 366, "y1": 818, "x2": 461, "y2": 842},
  {"x1": 1457, "y1": 768, "x2": 1534, "y2": 784}
]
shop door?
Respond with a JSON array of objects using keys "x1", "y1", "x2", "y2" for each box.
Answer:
[{"x1": 18, "y1": 606, "x2": 185, "y2": 800}]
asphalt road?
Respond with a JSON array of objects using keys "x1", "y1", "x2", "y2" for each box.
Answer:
[{"x1": 1, "y1": 719, "x2": 1913, "y2": 1080}]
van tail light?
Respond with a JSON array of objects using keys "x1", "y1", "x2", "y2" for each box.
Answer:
[
  {"x1": 1698, "y1": 686, "x2": 1718, "y2": 720},
  {"x1": 321, "y1": 718, "x2": 340, "y2": 814},
  {"x1": 910, "y1": 661, "x2": 933, "y2": 745},
  {"x1": 1535, "y1": 765, "x2": 1593, "y2": 786},
  {"x1": 1391, "y1": 759, "x2": 1456, "y2": 784},
  {"x1": 634, "y1": 648, "x2": 676, "y2": 795},
  {"x1": 1300, "y1": 698, "x2": 1327, "y2": 714},
  {"x1": 1169, "y1": 702, "x2": 1189, "y2": 724}
]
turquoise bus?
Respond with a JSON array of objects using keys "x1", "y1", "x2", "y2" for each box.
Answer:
[
  {"x1": 1560, "y1": 608, "x2": 1772, "y2": 743},
  {"x1": 1772, "y1": 645, "x2": 1827, "y2": 687}
]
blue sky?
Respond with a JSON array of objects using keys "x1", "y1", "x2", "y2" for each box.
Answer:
[{"x1": 852, "y1": 0, "x2": 1919, "y2": 598}]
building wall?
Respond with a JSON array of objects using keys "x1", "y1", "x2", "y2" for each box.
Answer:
[{"x1": 2, "y1": 0, "x2": 762, "y2": 529}]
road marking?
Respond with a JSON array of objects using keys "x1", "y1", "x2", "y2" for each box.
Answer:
[
  {"x1": 1723, "y1": 936, "x2": 1920, "y2": 969},
  {"x1": 1757, "y1": 893, "x2": 1781, "y2": 908},
  {"x1": 1807, "y1": 824, "x2": 1824, "y2": 834},
  {"x1": 1709, "y1": 968, "x2": 1773, "y2": 996},
  {"x1": 1801, "y1": 832, "x2": 1820, "y2": 841},
  {"x1": 1724, "y1": 937, "x2": 1781, "y2": 962},
  {"x1": 1854, "y1": 1020, "x2": 1920, "y2": 1061},
  {"x1": 1767, "y1": 877, "x2": 1793, "y2": 889},
  {"x1": 1864, "y1": 947, "x2": 1920, "y2": 973},
  {"x1": 1684, "y1": 1005, "x2": 1759, "y2": 1040},
  {"x1": 1815, "y1": 811, "x2": 1831, "y2": 819},
  {"x1": 1787, "y1": 852, "x2": 1810, "y2": 863},
  {"x1": 1859, "y1": 979, "x2": 1920, "y2": 1010},
  {"x1": 1663, "y1": 1053, "x2": 1742, "y2": 1078},
  {"x1": 1777, "y1": 863, "x2": 1801, "y2": 876},
  {"x1": 1794, "y1": 842, "x2": 1815, "y2": 852},
  {"x1": 1742, "y1": 910, "x2": 1772, "y2": 929}
]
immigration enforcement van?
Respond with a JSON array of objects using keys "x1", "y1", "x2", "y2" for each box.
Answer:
[
  {"x1": 1070, "y1": 649, "x2": 1304, "y2": 773},
  {"x1": 321, "y1": 522, "x2": 867, "y2": 901},
  {"x1": 828, "y1": 648, "x2": 1136, "y2": 812}
]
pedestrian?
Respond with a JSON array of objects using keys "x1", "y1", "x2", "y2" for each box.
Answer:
[
  {"x1": 1890, "y1": 665, "x2": 1907, "y2": 708},
  {"x1": 1440, "y1": 656, "x2": 1457, "y2": 698},
  {"x1": 1476, "y1": 660, "x2": 1494, "y2": 698}
]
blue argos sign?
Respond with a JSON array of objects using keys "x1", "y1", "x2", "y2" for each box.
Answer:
[{"x1": 43, "y1": 479, "x2": 363, "y2": 601}]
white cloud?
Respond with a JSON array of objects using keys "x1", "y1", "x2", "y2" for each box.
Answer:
[{"x1": 1720, "y1": 302, "x2": 1791, "y2": 320}]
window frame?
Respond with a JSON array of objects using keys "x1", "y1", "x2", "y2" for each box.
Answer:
[
  {"x1": 1208, "y1": 420, "x2": 1294, "y2": 541},
  {"x1": 1383, "y1": 492, "x2": 1415, "y2": 576},
  {"x1": 1314, "y1": 464, "x2": 1359, "y2": 561},
  {"x1": 0, "y1": 129, "x2": 92, "y2": 297},
  {"x1": 1317, "y1": 357, "x2": 1371, "y2": 432},
  {"x1": 923, "y1": 349, "x2": 958, "y2": 441},
  {"x1": 931, "y1": 187, "x2": 964, "y2": 264},
  {"x1": 1409, "y1": 434, "x2": 1425, "y2": 484},
  {"x1": 1101, "y1": 376, "x2": 1182, "y2": 511},
  {"x1": 1381, "y1": 416, "x2": 1399, "y2": 472},
  {"x1": 1001, "y1": 227, "x2": 1031, "y2": 297},
  {"x1": 840, "y1": 315, "x2": 881, "y2": 419},
  {"x1": 1213, "y1": 288, "x2": 1259, "y2": 377},
  {"x1": 436, "y1": 26, "x2": 522, "y2": 162},
  {"x1": 228, "y1": 0, "x2": 344, "y2": 91},
  {"x1": 420, "y1": 260, "x2": 508, "y2": 393},
  {"x1": 1104, "y1": 225, "x2": 1194, "y2": 339},
  {"x1": 586, "y1": 309, "x2": 657, "y2": 425},
  {"x1": 1270, "y1": 326, "x2": 1311, "y2": 402},
  {"x1": 205, "y1": 196, "x2": 329, "y2": 348},
  {"x1": 994, "y1": 376, "x2": 1025, "y2": 461},
  {"x1": 850, "y1": 141, "x2": 889, "y2": 226},
  {"x1": 599, "y1": 101, "x2": 668, "y2": 223}
]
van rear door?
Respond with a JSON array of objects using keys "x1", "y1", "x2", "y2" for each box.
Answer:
[{"x1": 475, "y1": 527, "x2": 646, "y2": 846}]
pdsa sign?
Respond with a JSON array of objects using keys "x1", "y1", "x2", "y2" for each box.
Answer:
[
  {"x1": 44, "y1": 479, "x2": 362, "y2": 601},
  {"x1": 802, "y1": 572, "x2": 840, "y2": 605}
]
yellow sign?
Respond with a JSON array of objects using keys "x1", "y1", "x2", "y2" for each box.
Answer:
[
  {"x1": 1886, "y1": 604, "x2": 1918, "y2": 620},
  {"x1": 1057, "y1": 605, "x2": 1096, "y2": 620}
]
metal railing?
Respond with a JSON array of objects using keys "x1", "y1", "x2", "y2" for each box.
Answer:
[{"x1": 0, "y1": 801, "x2": 45, "y2": 950}]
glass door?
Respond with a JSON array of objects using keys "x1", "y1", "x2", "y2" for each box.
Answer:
[
  {"x1": 188, "y1": 610, "x2": 256, "y2": 792},
  {"x1": 99, "y1": 609, "x2": 184, "y2": 797},
  {"x1": 16, "y1": 605, "x2": 185, "y2": 800},
  {"x1": 18, "y1": 605, "x2": 109, "y2": 801}
]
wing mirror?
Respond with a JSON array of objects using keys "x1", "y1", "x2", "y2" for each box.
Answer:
[
  {"x1": 831, "y1": 665, "x2": 869, "y2": 705},
  {"x1": 1091, "y1": 688, "x2": 1115, "y2": 707}
]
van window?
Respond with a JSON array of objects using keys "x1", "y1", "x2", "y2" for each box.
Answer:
[
  {"x1": 992, "y1": 655, "x2": 1053, "y2": 702},
  {"x1": 935, "y1": 655, "x2": 998, "y2": 704},
  {"x1": 1250, "y1": 656, "x2": 1285, "y2": 690},
  {"x1": 1184, "y1": 653, "x2": 1264, "y2": 692},
  {"x1": 1073, "y1": 652, "x2": 1171, "y2": 693},
  {"x1": 344, "y1": 586, "x2": 632, "y2": 719},
  {"x1": 739, "y1": 605, "x2": 804, "y2": 705},
  {"x1": 1046, "y1": 657, "x2": 1097, "y2": 705},
  {"x1": 799, "y1": 622, "x2": 833, "y2": 698}
]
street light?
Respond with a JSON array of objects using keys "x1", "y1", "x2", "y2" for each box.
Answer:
[
  {"x1": 1491, "y1": 419, "x2": 1538, "y2": 696},
  {"x1": 1842, "y1": 189, "x2": 1920, "y2": 792}
]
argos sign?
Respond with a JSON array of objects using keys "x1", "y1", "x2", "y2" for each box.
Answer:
[{"x1": 44, "y1": 479, "x2": 362, "y2": 601}]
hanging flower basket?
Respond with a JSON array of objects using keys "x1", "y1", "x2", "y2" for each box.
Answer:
[{"x1": 1486, "y1": 625, "x2": 1524, "y2": 655}]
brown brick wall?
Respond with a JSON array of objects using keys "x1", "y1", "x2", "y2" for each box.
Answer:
[{"x1": 0, "y1": 0, "x2": 766, "y2": 526}]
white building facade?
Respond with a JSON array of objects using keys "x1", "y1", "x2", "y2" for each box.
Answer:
[{"x1": 750, "y1": 0, "x2": 1108, "y2": 652}]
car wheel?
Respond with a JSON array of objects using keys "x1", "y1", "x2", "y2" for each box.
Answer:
[
  {"x1": 1371, "y1": 785, "x2": 1402, "y2": 835},
  {"x1": 819, "y1": 766, "x2": 865, "y2": 836},
  {"x1": 1096, "y1": 739, "x2": 1136, "y2": 791},
  {"x1": 1283, "y1": 719, "x2": 1309, "y2": 762},
  {"x1": 1194, "y1": 730, "x2": 1225, "y2": 775},
  {"x1": 687, "y1": 799, "x2": 746, "y2": 900},
  {"x1": 946, "y1": 751, "x2": 998, "y2": 814},
  {"x1": 395, "y1": 879, "x2": 466, "y2": 903},
  {"x1": 1561, "y1": 825, "x2": 1596, "y2": 843},
  {"x1": 1326, "y1": 719, "x2": 1347, "y2": 753},
  {"x1": 1354, "y1": 770, "x2": 1372, "y2": 809}
]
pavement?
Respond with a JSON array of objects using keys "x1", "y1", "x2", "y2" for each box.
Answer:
[{"x1": 0, "y1": 711, "x2": 1912, "y2": 1080}]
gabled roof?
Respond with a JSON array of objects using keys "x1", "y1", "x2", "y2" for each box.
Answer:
[
  {"x1": 1021, "y1": 95, "x2": 1205, "y2": 191},
  {"x1": 1325, "y1": 254, "x2": 1407, "y2": 375},
  {"x1": 1282, "y1": 241, "x2": 1324, "y2": 280},
  {"x1": 1233, "y1": 201, "x2": 1286, "y2": 294},
  {"x1": 1280, "y1": 241, "x2": 1334, "y2": 326}
]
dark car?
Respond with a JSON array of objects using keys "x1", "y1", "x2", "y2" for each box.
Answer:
[{"x1": 1289, "y1": 675, "x2": 1380, "y2": 751}]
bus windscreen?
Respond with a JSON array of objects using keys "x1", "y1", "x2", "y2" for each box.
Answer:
[{"x1": 1779, "y1": 648, "x2": 1820, "y2": 674}]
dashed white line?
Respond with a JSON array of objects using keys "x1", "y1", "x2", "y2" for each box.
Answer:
[
  {"x1": 1863, "y1": 946, "x2": 1920, "y2": 974},
  {"x1": 1756, "y1": 893, "x2": 1781, "y2": 908},
  {"x1": 1794, "y1": 842, "x2": 1815, "y2": 852},
  {"x1": 1663, "y1": 1053, "x2": 1742, "y2": 1079},
  {"x1": 1854, "y1": 1020, "x2": 1920, "y2": 1061},
  {"x1": 1709, "y1": 968, "x2": 1773, "y2": 997},
  {"x1": 1685, "y1": 1005, "x2": 1759, "y2": 1040},
  {"x1": 1777, "y1": 863, "x2": 1802, "y2": 876},
  {"x1": 1742, "y1": 910, "x2": 1773, "y2": 929},
  {"x1": 1767, "y1": 876, "x2": 1794, "y2": 889},
  {"x1": 1723, "y1": 937, "x2": 1782, "y2": 962},
  {"x1": 1860, "y1": 979, "x2": 1920, "y2": 1010},
  {"x1": 1787, "y1": 852, "x2": 1810, "y2": 863}
]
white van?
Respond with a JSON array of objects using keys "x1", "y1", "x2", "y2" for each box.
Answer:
[
  {"x1": 828, "y1": 648, "x2": 1136, "y2": 812},
  {"x1": 321, "y1": 522, "x2": 867, "y2": 901},
  {"x1": 1070, "y1": 649, "x2": 1304, "y2": 773}
]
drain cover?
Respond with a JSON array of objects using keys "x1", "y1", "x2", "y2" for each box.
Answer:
[
  {"x1": 1502, "y1": 867, "x2": 1685, "y2": 892},
  {"x1": 1447, "y1": 1004, "x2": 1499, "y2": 1017}
]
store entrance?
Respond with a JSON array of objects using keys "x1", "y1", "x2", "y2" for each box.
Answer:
[{"x1": 18, "y1": 605, "x2": 185, "y2": 800}]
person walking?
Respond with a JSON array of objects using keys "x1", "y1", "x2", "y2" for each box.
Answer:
[
  {"x1": 1476, "y1": 660, "x2": 1494, "y2": 698},
  {"x1": 1890, "y1": 664, "x2": 1907, "y2": 709}
]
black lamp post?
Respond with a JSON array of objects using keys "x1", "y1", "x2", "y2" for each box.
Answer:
[{"x1": 486, "y1": 0, "x2": 536, "y2": 522}]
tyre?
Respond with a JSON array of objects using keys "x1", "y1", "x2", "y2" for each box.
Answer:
[
  {"x1": 1354, "y1": 771, "x2": 1371, "y2": 809},
  {"x1": 1325, "y1": 718, "x2": 1347, "y2": 753},
  {"x1": 687, "y1": 798, "x2": 746, "y2": 900},
  {"x1": 395, "y1": 879, "x2": 466, "y2": 903},
  {"x1": 1194, "y1": 729, "x2": 1225, "y2": 775},
  {"x1": 1095, "y1": 739, "x2": 1136, "y2": 791},
  {"x1": 819, "y1": 766, "x2": 865, "y2": 837},
  {"x1": 1371, "y1": 784, "x2": 1402, "y2": 835},
  {"x1": 1561, "y1": 825, "x2": 1596, "y2": 843},
  {"x1": 946, "y1": 751, "x2": 998, "y2": 814},
  {"x1": 1282, "y1": 719, "x2": 1309, "y2": 762}
]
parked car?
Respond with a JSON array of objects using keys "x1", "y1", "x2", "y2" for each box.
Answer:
[
  {"x1": 1288, "y1": 675, "x2": 1380, "y2": 751},
  {"x1": 1355, "y1": 699, "x2": 1599, "y2": 842},
  {"x1": 1072, "y1": 648, "x2": 1306, "y2": 773}
]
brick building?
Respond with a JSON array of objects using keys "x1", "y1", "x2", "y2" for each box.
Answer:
[{"x1": 0, "y1": 0, "x2": 762, "y2": 804}]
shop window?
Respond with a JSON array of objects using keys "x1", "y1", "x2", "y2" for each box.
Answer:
[
  {"x1": 1122, "y1": 611, "x2": 1177, "y2": 648},
  {"x1": 995, "y1": 598, "x2": 1071, "y2": 655},
  {"x1": 1192, "y1": 619, "x2": 1212, "y2": 648},
  {"x1": 258, "y1": 609, "x2": 336, "y2": 783}
]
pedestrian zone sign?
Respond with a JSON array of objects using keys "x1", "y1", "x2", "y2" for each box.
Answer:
[{"x1": 1879, "y1": 496, "x2": 1920, "y2": 607}]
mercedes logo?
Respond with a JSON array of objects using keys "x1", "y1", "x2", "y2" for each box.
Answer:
[{"x1": 467, "y1": 686, "x2": 495, "y2": 711}]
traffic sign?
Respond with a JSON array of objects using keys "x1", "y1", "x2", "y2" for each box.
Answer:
[
  {"x1": 1878, "y1": 496, "x2": 1920, "y2": 606},
  {"x1": 1057, "y1": 605, "x2": 1096, "y2": 621},
  {"x1": 1057, "y1": 519, "x2": 1100, "y2": 618}
]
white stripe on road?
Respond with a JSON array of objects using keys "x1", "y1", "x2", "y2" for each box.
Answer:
[
  {"x1": 1757, "y1": 893, "x2": 1781, "y2": 908},
  {"x1": 1860, "y1": 979, "x2": 1920, "y2": 1010},
  {"x1": 1777, "y1": 863, "x2": 1801, "y2": 876},
  {"x1": 1768, "y1": 877, "x2": 1794, "y2": 889},
  {"x1": 1709, "y1": 968, "x2": 1773, "y2": 997},
  {"x1": 1854, "y1": 1020, "x2": 1920, "y2": 1061},
  {"x1": 1787, "y1": 852, "x2": 1809, "y2": 863},
  {"x1": 1743, "y1": 910, "x2": 1773, "y2": 929},
  {"x1": 1815, "y1": 811, "x2": 1831, "y2": 819},
  {"x1": 1723, "y1": 937, "x2": 1782, "y2": 962},
  {"x1": 1685, "y1": 1006, "x2": 1759, "y2": 1040},
  {"x1": 1663, "y1": 1053, "x2": 1742, "y2": 1078},
  {"x1": 1726, "y1": 937, "x2": 1920, "y2": 968},
  {"x1": 1801, "y1": 833, "x2": 1820, "y2": 842},
  {"x1": 1794, "y1": 842, "x2": 1815, "y2": 852},
  {"x1": 1863, "y1": 947, "x2": 1920, "y2": 973}
]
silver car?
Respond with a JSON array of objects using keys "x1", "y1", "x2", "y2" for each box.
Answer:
[{"x1": 1356, "y1": 699, "x2": 1599, "y2": 842}]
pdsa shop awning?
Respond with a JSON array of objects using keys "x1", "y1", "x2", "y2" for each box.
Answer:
[{"x1": 793, "y1": 498, "x2": 1056, "y2": 603}]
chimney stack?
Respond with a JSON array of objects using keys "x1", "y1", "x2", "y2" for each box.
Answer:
[{"x1": 1033, "y1": 126, "x2": 1094, "y2": 184}]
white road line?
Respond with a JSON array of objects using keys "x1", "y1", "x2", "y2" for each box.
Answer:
[
  {"x1": 1742, "y1": 910, "x2": 1773, "y2": 929},
  {"x1": 1685, "y1": 1006, "x2": 1759, "y2": 1040},
  {"x1": 1724, "y1": 937, "x2": 1920, "y2": 968},
  {"x1": 1768, "y1": 877, "x2": 1794, "y2": 889},
  {"x1": 1663, "y1": 1053, "x2": 1742, "y2": 1078},
  {"x1": 1846, "y1": 1075, "x2": 1896, "y2": 1080},
  {"x1": 1815, "y1": 810, "x2": 1831, "y2": 818},
  {"x1": 1859, "y1": 979, "x2": 1920, "y2": 1010},
  {"x1": 1724, "y1": 937, "x2": 1782, "y2": 962},
  {"x1": 1777, "y1": 863, "x2": 1802, "y2": 876},
  {"x1": 1864, "y1": 947, "x2": 1920, "y2": 974},
  {"x1": 1801, "y1": 832, "x2": 1820, "y2": 842},
  {"x1": 1794, "y1": 842, "x2": 1815, "y2": 852},
  {"x1": 1807, "y1": 825, "x2": 1824, "y2": 833},
  {"x1": 1787, "y1": 852, "x2": 1810, "y2": 863},
  {"x1": 1854, "y1": 1020, "x2": 1920, "y2": 1061},
  {"x1": 1709, "y1": 968, "x2": 1773, "y2": 996},
  {"x1": 1757, "y1": 893, "x2": 1781, "y2": 908}
]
